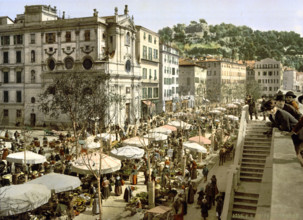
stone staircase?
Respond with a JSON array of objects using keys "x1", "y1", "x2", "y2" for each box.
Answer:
[
  {"x1": 231, "y1": 121, "x2": 272, "y2": 219},
  {"x1": 232, "y1": 192, "x2": 259, "y2": 220},
  {"x1": 240, "y1": 121, "x2": 272, "y2": 182}
]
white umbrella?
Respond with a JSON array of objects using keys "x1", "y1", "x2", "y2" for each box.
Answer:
[
  {"x1": 6, "y1": 151, "x2": 46, "y2": 164},
  {"x1": 226, "y1": 103, "x2": 238, "y2": 108},
  {"x1": 214, "y1": 107, "x2": 226, "y2": 111},
  {"x1": 225, "y1": 115, "x2": 239, "y2": 121},
  {"x1": 97, "y1": 133, "x2": 118, "y2": 142},
  {"x1": 110, "y1": 146, "x2": 145, "y2": 160},
  {"x1": 168, "y1": 120, "x2": 192, "y2": 130},
  {"x1": 183, "y1": 141, "x2": 207, "y2": 153},
  {"x1": 25, "y1": 173, "x2": 81, "y2": 193},
  {"x1": 209, "y1": 110, "x2": 221, "y2": 115},
  {"x1": 122, "y1": 136, "x2": 149, "y2": 147},
  {"x1": 0, "y1": 184, "x2": 51, "y2": 216},
  {"x1": 144, "y1": 132, "x2": 168, "y2": 141},
  {"x1": 149, "y1": 127, "x2": 172, "y2": 135},
  {"x1": 71, "y1": 153, "x2": 121, "y2": 175}
]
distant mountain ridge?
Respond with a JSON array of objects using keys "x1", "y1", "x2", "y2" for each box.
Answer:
[{"x1": 158, "y1": 19, "x2": 303, "y2": 71}]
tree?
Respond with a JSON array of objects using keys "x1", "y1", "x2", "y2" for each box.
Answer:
[
  {"x1": 39, "y1": 71, "x2": 124, "y2": 220},
  {"x1": 39, "y1": 71, "x2": 123, "y2": 155},
  {"x1": 246, "y1": 80, "x2": 261, "y2": 101},
  {"x1": 158, "y1": 27, "x2": 173, "y2": 44}
]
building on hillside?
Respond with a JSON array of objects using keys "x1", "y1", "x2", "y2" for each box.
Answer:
[
  {"x1": 197, "y1": 58, "x2": 246, "y2": 103},
  {"x1": 158, "y1": 44, "x2": 179, "y2": 113},
  {"x1": 179, "y1": 59, "x2": 207, "y2": 109},
  {"x1": 283, "y1": 68, "x2": 297, "y2": 91},
  {"x1": 135, "y1": 26, "x2": 159, "y2": 119},
  {"x1": 254, "y1": 58, "x2": 283, "y2": 98},
  {"x1": 0, "y1": 5, "x2": 141, "y2": 127}
]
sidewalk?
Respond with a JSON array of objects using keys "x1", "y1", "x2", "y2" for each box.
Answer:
[{"x1": 185, "y1": 159, "x2": 234, "y2": 220}]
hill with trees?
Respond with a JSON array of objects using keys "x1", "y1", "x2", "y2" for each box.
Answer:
[{"x1": 158, "y1": 19, "x2": 303, "y2": 71}]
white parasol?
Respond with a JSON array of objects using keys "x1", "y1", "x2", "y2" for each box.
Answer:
[
  {"x1": 225, "y1": 115, "x2": 239, "y2": 121},
  {"x1": 144, "y1": 132, "x2": 168, "y2": 141},
  {"x1": 168, "y1": 120, "x2": 192, "y2": 130},
  {"x1": 110, "y1": 146, "x2": 145, "y2": 160},
  {"x1": 183, "y1": 141, "x2": 207, "y2": 153},
  {"x1": 0, "y1": 184, "x2": 51, "y2": 216},
  {"x1": 149, "y1": 127, "x2": 172, "y2": 135},
  {"x1": 214, "y1": 107, "x2": 226, "y2": 111},
  {"x1": 6, "y1": 151, "x2": 46, "y2": 164},
  {"x1": 226, "y1": 103, "x2": 238, "y2": 108},
  {"x1": 97, "y1": 133, "x2": 119, "y2": 142},
  {"x1": 209, "y1": 110, "x2": 222, "y2": 114},
  {"x1": 71, "y1": 153, "x2": 121, "y2": 175},
  {"x1": 25, "y1": 173, "x2": 81, "y2": 193}
]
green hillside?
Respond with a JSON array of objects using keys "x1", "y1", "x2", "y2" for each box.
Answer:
[{"x1": 158, "y1": 20, "x2": 303, "y2": 70}]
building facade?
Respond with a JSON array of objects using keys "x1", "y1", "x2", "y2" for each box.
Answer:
[
  {"x1": 0, "y1": 5, "x2": 141, "y2": 127},
  {"x1": 254, "y1": 58, "x2": 283, "y2": 98},
  {"x1": 135, "y1": 26, "x2": 159, "y2": 119},
  {"x1": 159, "y1": 44, "x2": 179, "y2": 113},
  {"x1": 179, "y1": 59, "x2": 207, "y2": 109},
  {"x1": 197, "y1": 58, "x2": 246, "y2": 103},
  {"x1": 283, "y1": 68, "x2": 296, "y2": 91}
]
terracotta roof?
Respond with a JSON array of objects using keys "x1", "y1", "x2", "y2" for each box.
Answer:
[{"x1": 179, "y1": 58, "x2": 196, "y2": 66}]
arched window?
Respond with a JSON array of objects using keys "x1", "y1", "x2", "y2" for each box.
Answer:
[
  {"x1": 31, "y1": 50, "x2": 35, "y2": 63},
  {"x1": 125, "y1": 32, "x2": 130, "y2": 45},
  {"x1": 31, "y1": 97, "x2": 35, "y2": 103},
  {"x1": 31, "y1": 70, "x2": 36, "y2": 83}
]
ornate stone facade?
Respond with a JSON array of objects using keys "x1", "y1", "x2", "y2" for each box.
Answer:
[{"x1": 0, "y1": 5, "x2": 141, "y2": 127}]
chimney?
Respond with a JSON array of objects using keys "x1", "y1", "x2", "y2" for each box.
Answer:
[
  {"x1": 62, "y1": 11, "x2": 65, "y2": 19},
  {"x1": 124, "y1": 5, "x2": 129, "y2": 15}
]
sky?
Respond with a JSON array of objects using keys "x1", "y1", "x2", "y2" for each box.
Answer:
[{"x1": 1, "y1": 0, "x2": 303, "y2": 36}]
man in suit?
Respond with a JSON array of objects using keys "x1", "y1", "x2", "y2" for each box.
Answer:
[
  {"x1": 263, "y1": 99, "x2": 298, "y2": 132},
  {"x1": 275, "y1": 92, "x2": 302, "y2": 120},
  {"x1": 285, "y1": 91, "x2": 299, "y2": 111}
]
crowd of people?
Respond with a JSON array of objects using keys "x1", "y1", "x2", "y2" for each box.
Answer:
[
  {"x1": 0, "y1": 103, "x2": 241, "y2": 220},
  {"x1": 246, "y1": 90, "x2": 303, "y2": 165}
]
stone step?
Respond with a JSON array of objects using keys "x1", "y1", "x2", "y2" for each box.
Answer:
[
  {"x1": 243, "y1": 153, "x2": 267, "y2": 159},
  {"x1": 234, "y1": 192, "x2": 259, "y2": 199},
  {"x1": 240, "y1": 171, "x2": 263, "y2": 178},
  {"x1": 240, "y1": 176, "x2": 262, "y2": 182},
  {"x1": 242, "y1": 158, "x2": 266, "y2": 163},
  {"x1": 243, "y1": 149, "x2": 270, "y2": 154},
  {"x1": 234, "y1": 195, "x2": 259, "y2": 204},
  {"x1": 231, "y1": 217, "x2": 250, "y2": 220},
  {"x1": 244, "y1": 140, "x2": 271, "y2": 144},
  {"x1": 241, "y1": 167, "x2": 264, "y2": 173},
  {"x1": 243, "y1": 143, "x2": 271, "y2": 148},
  {"x1": 243, "y1": 146, "x2": 270, "y2": 151},
  {"x1": 232, "y1": 208, "x2": 256, "y2": 217},
  {"x1": 233, "y1": 202, "x2": 258, "y2": 210},
  {"x1": 245, "y1": 136, "x2": 271, "y2": 140},
  {"x1": 241, "y1": 162, "x2": 265, "y2": 168}
]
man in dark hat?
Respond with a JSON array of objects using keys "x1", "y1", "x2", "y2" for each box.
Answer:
[
  {"x1": 245, "y1": 95, "x2": 258, "y2": 120},
  {"x1": 263, "y1": 99, "x2": 298, "y2": 132},
  {"x1": 275, "y1": 92, "x2": 302, "y2": 120},
  {"x1": 285, "y1": 91, "x2": 299, "y2": 111}
]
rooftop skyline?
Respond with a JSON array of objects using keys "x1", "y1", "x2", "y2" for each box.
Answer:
[{"x1": 1, "y1": 0, "x2": 303, "y2": 36}]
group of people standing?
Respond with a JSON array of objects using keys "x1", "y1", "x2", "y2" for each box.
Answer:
[{"x1": 247, "y1": 91, "x2": 303, "y2": 164}]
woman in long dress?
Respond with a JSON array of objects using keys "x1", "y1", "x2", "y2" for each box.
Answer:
[{"x1": 114, "y1": 175, "x2": 123, "y2": 196}]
